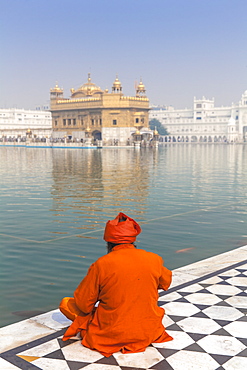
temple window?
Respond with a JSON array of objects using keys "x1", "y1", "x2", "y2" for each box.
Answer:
[
  {"x1": 113, "y1": 119, "x2": 117, "y2": 125},
  {"x1": 68, "y1": 119, "x2": 71, "y2": 125},
  {"x1": 135, "y1": 118, "x2": 139, "y2": 123},
  {"x1": 63, "y1": 119, "x2": 66, "y2": 126},
  {"x1": 73, "y1": 119, "x2": 76, "y2": 126}
]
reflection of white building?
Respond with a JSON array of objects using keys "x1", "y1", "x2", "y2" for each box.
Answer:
[
  {"x1": 150, "y1": 90, "x2": 247, "y2": 143},
  {"x1": 0, "y1": 108, "x2": 52, "y2": 140}
]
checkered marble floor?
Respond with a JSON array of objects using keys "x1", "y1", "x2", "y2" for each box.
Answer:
[{"x1": 1, "y1": 256, "x2": 247, "y2": 369}]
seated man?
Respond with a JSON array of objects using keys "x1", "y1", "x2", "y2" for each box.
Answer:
[{"x1": 59, "y1": 212, "x2": 173, "y2": 357}]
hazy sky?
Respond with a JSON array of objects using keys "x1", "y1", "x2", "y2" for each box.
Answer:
[{"x1": 1, "y1": 0, "x2": 247, "y2": 110}]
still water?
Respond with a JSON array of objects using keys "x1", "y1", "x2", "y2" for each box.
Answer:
[{"x1": 1, "y1": 144, "x2": 247, "y2": 327}]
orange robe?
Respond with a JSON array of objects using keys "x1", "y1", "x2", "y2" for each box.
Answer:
[{"x1": 60, "y1": 244, "x2": 173, "y2": 357}]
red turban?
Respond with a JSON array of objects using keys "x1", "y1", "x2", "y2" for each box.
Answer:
[{"x1": 103, "y1": 212, "x2": 142, "y2": 244}]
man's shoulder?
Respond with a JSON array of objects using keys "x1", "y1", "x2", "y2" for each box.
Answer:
[
  {"x1": 138, "y1": 249, "x2": 163, "y2": 261},
  {"x1": 94, "y1": 248, "x2": 163, "y2": 264},
  {"x1": 94, "y1": 253, "x2": 111, "y2": 265}
]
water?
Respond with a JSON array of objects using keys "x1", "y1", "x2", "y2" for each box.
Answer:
[{"x1": 1, "y1": 144, "x2": 247, "y2": 327}]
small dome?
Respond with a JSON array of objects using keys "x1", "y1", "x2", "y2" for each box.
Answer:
[
  {"x1": 112, "y1": 75, "x2": 122, "y2": 92},
  {"x1": 113, "y1": 77, "x2": 121, "y2": 87},
  {"x1": 137, "y1": 79, "x2": 145, "y2": 92},
  {"x1": 50, "y1": 82, "x2": 63, "y2": 93},
  {"x1": 136, "y1": 78, "x2": 146, "y2": 96}
]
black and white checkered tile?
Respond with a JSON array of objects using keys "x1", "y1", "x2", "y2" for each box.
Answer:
[{"x1": 1, "y1": 260, "x2": 247, "y2": 370}]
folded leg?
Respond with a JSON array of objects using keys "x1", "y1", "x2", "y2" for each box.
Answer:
[
  {"x1": 59, "y1": 297, "x2": 83, "y2": 321},
  {"x1": 59, "y1": 297, "x2": 93, "y2": 341}
]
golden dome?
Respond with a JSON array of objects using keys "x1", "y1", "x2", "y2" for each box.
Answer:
[
  {"x1": 136, "y1": 78, "x2": 146, "y2": 93},
  {"x1": 112, "y1": 75, "x2": 122, "y2": 92},
  {"x1": 71, "y1": 73, "x2": 103, "y2": 98},
  {"x1": 50, "y1": 82, "x2": 63, "y2": 93},
  {"x1": 113, "y1": 76, "x2": 121, "y2": 87}
]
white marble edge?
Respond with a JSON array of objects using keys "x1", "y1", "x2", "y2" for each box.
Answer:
[
  {"x1": 1, "y1": 245, "x2": 247, "y2": 354},
  {"x1": 171, "y1": 244, "x2": 247, "y2": 287},
  {"x1": 0, "y1": 358, "x2": 21, "y2": 370},
  {"x1": 0, "y1": 318, "x2": 57, "y2": 353}
]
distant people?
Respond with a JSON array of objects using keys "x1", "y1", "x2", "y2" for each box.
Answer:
[{"x1": 59, "y1": 212, "x2": 173, "y2": 357}]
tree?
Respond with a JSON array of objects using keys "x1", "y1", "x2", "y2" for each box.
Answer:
[{"x1": 149, "y1": 118, "x2": 169, "y2": 135}]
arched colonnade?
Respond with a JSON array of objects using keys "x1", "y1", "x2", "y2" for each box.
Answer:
[{"x1": 161, "y1": 135, "x2": 228, "y2": 143}]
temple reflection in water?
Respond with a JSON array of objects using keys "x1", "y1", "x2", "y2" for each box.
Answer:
[{"x1": 50, "y1": 148, "x2": 159, "y2": 230}]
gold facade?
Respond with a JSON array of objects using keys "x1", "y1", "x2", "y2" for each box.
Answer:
[{"x1": 50, "y1": 74, "x2": 150, "y2": 144}]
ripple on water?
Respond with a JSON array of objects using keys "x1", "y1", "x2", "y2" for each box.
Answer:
[{"x1": 1, "y1": 145, "x2": 247, "y2": 326}]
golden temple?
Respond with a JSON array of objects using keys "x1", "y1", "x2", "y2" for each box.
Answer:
[{"x1": 50, "y1": 74, "x2": 151, "y2": 145}]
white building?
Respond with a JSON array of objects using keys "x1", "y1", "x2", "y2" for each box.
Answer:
[
  {"x1": 150, "y1": 90, "x2": 247, "y2": 143},
  {"x1": 0, "y1": 108, "x2": 52, "y2": 141}
]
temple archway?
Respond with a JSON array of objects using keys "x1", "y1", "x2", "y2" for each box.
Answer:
[{"x1": 92, "y1": 130, "x2": 102, "y2": 140}]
